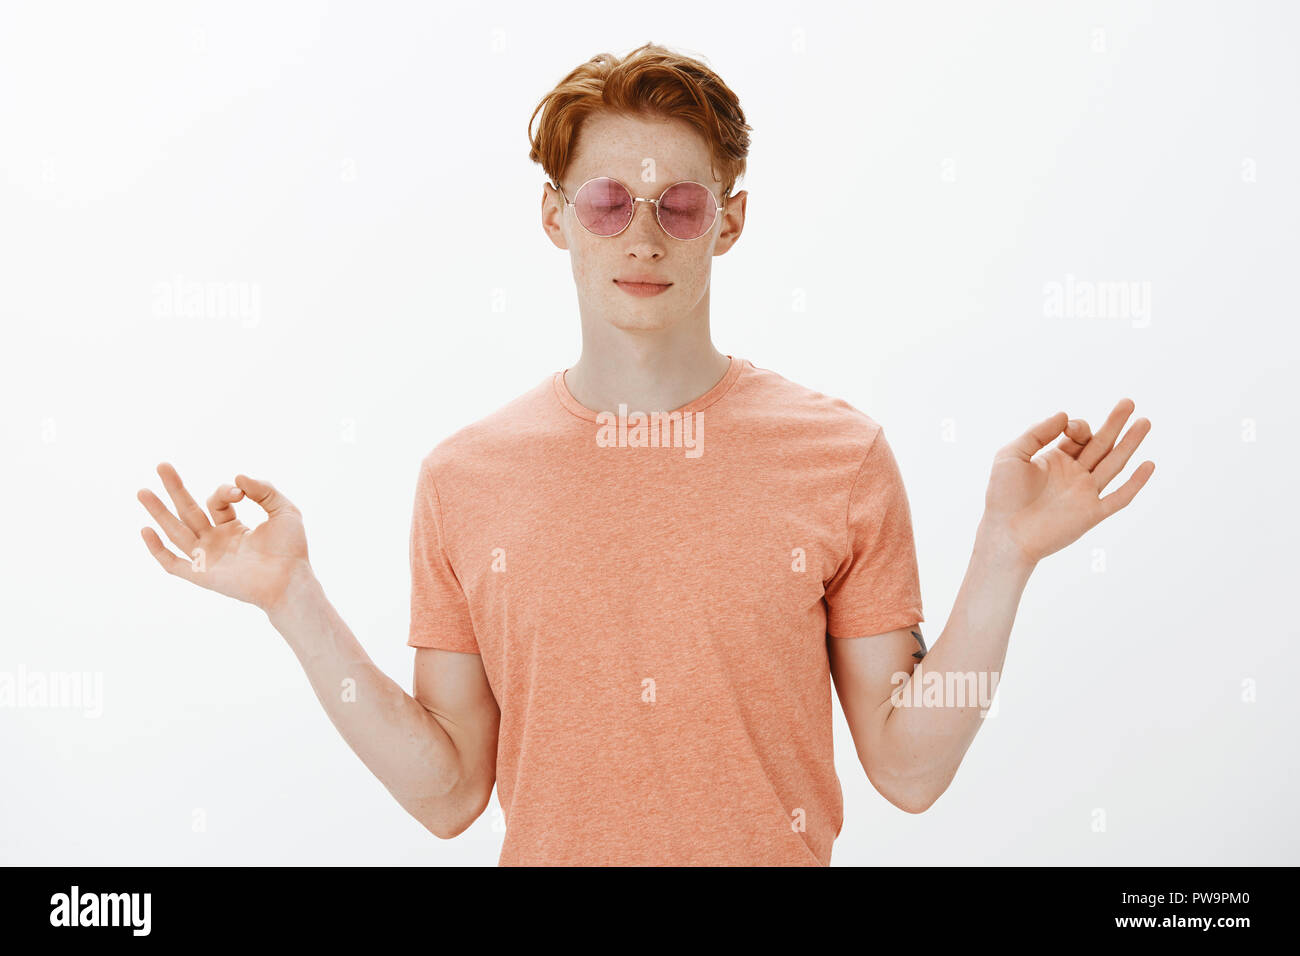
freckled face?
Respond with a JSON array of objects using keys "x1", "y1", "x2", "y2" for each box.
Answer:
[{"x1": 543, "y1": 110, "x2": 743, "y2": 333}]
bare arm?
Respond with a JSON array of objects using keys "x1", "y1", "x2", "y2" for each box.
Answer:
[
  {"x1": 137, "y1": 463, "x2": 498, "y2": 838},
  {"x1": 828, "y1": 520, "x2": 1030, "y2": 813},
  {"x1": 830, "y1": 400, "x2": 1154, "y2": 812},
  {"x1": 266, "y1": 569, "x2": 499, "y2": 838}
]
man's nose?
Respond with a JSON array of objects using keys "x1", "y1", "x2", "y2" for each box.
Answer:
[{"x1": 627, "y1": 198, "x2": 661, "y2": 234}]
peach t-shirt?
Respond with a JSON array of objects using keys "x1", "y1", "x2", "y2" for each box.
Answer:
[{"x1": 408, "y1": 356, "x2": 924, "y2": 865}]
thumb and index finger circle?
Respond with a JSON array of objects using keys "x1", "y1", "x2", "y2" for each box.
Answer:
[
  {"x1": 1005, "y1": 411, "x2": 1070, "y2": 461},
  {"x1": 234, "y1": 474, "x2": 300, "y2": 517}
]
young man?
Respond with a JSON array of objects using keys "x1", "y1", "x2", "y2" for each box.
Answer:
[{"x1": 137, "y1": 43, "x2": 1154, "y2": 866}]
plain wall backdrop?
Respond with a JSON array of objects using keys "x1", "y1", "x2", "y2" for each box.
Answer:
[{"x1": 1, "y1": 0, "x2": 1296, "y2": 865}]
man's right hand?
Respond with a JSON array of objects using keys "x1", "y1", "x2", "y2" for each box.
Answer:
[{"x1": 137, "y1": 462, "x2": 311, "y2": 613}]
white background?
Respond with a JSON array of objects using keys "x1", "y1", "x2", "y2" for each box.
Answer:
[{"x1": 1, "y1": 0, "x2": 1296, "y2": 865}]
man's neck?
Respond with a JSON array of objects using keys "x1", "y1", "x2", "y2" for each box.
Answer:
[{"x1": 563, "y1": 343, "x2": 732, "y2": 415}]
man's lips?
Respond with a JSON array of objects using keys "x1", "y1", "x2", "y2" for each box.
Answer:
[{"x1": 614, "y1": 278, "x2": 672, "y2": 297}]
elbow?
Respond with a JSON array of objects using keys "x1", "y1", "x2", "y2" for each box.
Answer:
[
  {"x1": 421, "y1": 805, "x2": 472, "y2": 840},
  {"x1": 888, "y1": 776, "x2": 951, "y2": 814},
  {"x1": 891, "y1": 789, "x2": 938, "y2": 814},
  {"x1": 863, "y1": 760, "x2": 941, "y2": 814},
  {"x1": 420, "y1": 778, "x2": 493, "y2": 840},
  {"x1": 424, "y1": 817, "x2": 467, "y2": 840}
]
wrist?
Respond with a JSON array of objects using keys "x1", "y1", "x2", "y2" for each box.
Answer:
[
  {"x1": 974, "y1": 516, "x2": 1038, "y2": 580},
  {"x1": 263, "y1": 561, "x2": 321, "y2": 628}
]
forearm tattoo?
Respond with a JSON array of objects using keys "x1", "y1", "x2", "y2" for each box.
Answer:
[{"x1": 910, "y1": 628, "x2": 927, "y2": 662}]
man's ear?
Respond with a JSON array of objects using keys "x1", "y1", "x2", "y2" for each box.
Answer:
[
  {"x1": 541, "y1": 183, "x2": 570, "y2": 250},
  {"x1": 713, "y1": 188, "x2": 747, "y2": 256}
]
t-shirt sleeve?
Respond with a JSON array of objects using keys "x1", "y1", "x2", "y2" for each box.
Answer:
[
  {"x1": 407, "y1": 458, "x2": 480, "y2": 653},
  {"x1": 824, "y1": 427, "x2": 925, "y2": 638}
]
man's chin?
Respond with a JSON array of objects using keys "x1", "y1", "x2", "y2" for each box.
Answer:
[{"x1": 603, "y1": 310, "x2": 677, "y2": 333}]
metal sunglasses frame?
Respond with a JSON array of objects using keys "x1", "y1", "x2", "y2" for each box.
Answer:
[{"x1": 552, "y1": 176, "x2": 725, "y2": 240}]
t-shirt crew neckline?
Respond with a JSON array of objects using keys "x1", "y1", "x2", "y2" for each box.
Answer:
[{"x1": 552, "y1": 355, "x2": 745, "y2": 423}]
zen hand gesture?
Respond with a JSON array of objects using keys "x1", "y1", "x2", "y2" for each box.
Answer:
[
  {"x1": 137, "y1": 463, "x2": 310, "y2": 613},
  {"x1": 983, "y1": 399, "x2": 1155, "y2": 566}
]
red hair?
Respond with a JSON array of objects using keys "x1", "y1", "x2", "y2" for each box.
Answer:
[{"x1": 527, "y1": 42, "x2": 752, "y2": 199}]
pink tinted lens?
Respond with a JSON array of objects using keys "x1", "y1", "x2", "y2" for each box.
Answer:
[
  {"x1": 574, "y1": 178, "x2": 633, "y2": 236},
  {"x1": 657, "y1": 182, "x2": 718, "y2": 239}
]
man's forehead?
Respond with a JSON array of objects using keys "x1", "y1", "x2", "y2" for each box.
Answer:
[{"x1": 567, "y1": 113, "x2": 719, "y2": 187}]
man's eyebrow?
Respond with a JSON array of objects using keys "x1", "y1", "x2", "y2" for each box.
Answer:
[{"x1": 568, "y1": 173, "x2": 717, "y2": 194}]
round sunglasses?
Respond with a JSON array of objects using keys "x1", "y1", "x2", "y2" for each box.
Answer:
[{"x1": 554, "y1": 176, "x2": 724, "y2": 241}]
